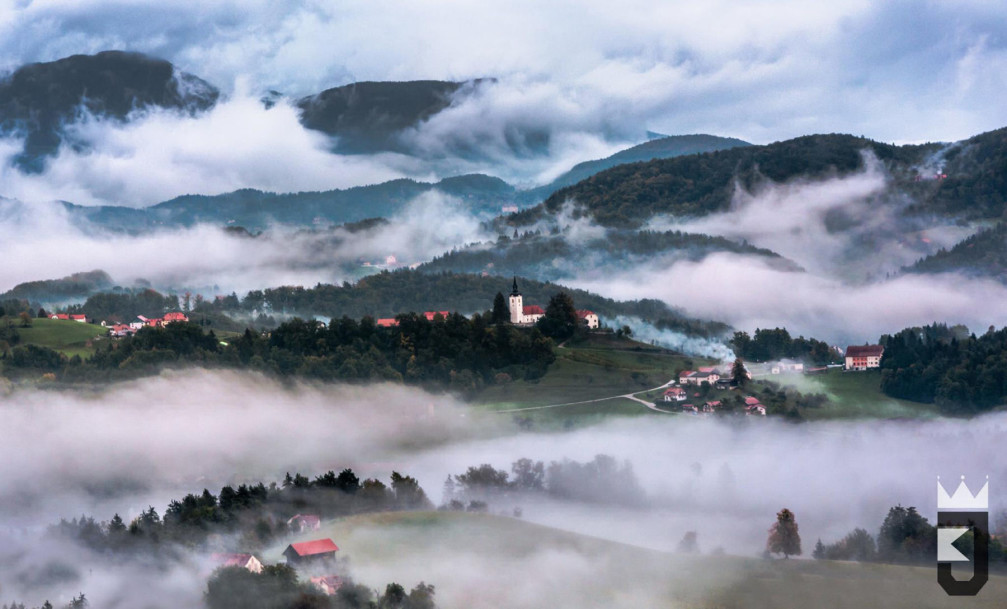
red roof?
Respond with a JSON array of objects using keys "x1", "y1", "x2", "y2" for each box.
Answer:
[
  {"x1": 523, "y1": 305, "x2": 544, "y2": 315},
  {"x1": 698, "y1": 366, "x2": 717, "y2": 373},
  {"x1": 163, "y1": 312, "x2": 188, "y2": 321},
  {"x1": 664, "y1": 387, "x2": 685, "y2": 396},
  {"x1": 845, "y1": 345, "x2": 884, "y2": 358},
  {"x1": 70, "y1": 314, "x2": 86, "y2": 321},
  {"x1": 310, "y1": 575, "x2": 343, "y2": 594},
  {"x1": 678, "y1": 370, "x2": 694, "y2": 377},
  {"x1": 575, "y1": 310, "x2": 595, "y2": 318},
  {"x1": 423, "y1": 311, "x2": 450, "y2": 321},
  {"x1": 744, "y1": 396, "x2": 761, "y2": 405},
  {"x1": 54, "y1": 314, "x2": 69, "y2": 320},
  {"x1": 287, "y1": 538, "x2": 339, "y2": 557},
  {"x1": 376, "y1": 318, "x2": 399, "y2": 327}
]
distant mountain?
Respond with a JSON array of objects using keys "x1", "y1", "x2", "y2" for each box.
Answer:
[
  {"x1": 297, "y1": 80, "x2": 481, "y2": 153},
  {"x1": 903, "y1": 223, "x2": 1007, "y2": 281},
  {"x1": 524, "y1": 134, "x2": 751, "y2": 199},
  {"x1": 0, "y1": 51, "x2": 219, "y2": 172},
  {"x1": 64, "y1": 174, "x2": 516, "y2": 232}
]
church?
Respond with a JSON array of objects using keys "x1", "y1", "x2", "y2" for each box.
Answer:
[
  {"x1": 507, "y1": 278, "x2": 600, "y2": 329},
  {"x1": 508, "y1": 278, "x2": 545, "y2": 325}
]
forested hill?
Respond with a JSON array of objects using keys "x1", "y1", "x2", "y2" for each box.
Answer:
[
  {"x1": 519, "y1": 134, "x2": 751, "y2": 200},
  {"x1": 507, "y1": 128, "x2": 1007, "y2": 229},
  {"x1": 903, "y1": 223, "x2": 1007, "y2": 281},
  {"x1": 0, "y1": 51, "x2": 219, "y2": 172},
  {"x1": 62, "y1": 174, "x2": 515, "y2": 231},
  {"x1": 419, "y1": 229, "x2": 797, "y2": 281},
  {"x1": 297, "y1": 79, "x2": 478, "y2": 153},
  {"x1": 205, "y1": 270, "x2": 729, "y2": 338}
]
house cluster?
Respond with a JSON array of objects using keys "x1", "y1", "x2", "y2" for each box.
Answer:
[
  {"x1": 509, "y1": 278, "x2": 599, "y2": 329},
  {"x1": 844, "y1": 344, "x2": 884, "y2": 371},
  {"x1": 50, "y1": 313, "x2": 88, "y2": 323},
  {"x1": 211, "y1": 513, "x2": 343, "y2": 596},
  {"x1": 660, "y1": 364, "x2": 765, "y2": 416},
  {"x1": 105, "y1": 312, "x2": 190, "y2": 337},
  {"x1": 660, "y1": 386, "x2": 766, "y2": 416}
]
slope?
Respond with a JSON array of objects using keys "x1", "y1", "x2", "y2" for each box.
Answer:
[{"x1": 267, "y1": 510, "x2": 1006, "y2": 609}]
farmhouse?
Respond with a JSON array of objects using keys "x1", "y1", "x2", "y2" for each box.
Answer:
[
  {"x1": 576, "y1": 310, "x2": 600, "y2": 329},
  {"x1": 283, "y1": 538, "x2": 339, "y2": 566},
  {"x1": 287, "y1": 514, "x2": 321, "y2": 533},
  {"x1": 680, "y1": 367, "x2": 721, "y2": 385},
  {"x1": 210, "y1": 553, "x2": 263, "y2": 574},
  {"x1": 844, "y1": 345, "x2": 884, "y2": 370},
  {"x1": 50, "y1": 313, "x2": 70, "y2": 320},
  {"x1": 663, "y1": 387, "x2": 687, "y2": 402}
]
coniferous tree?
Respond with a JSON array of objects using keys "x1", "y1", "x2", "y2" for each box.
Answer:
[
  {"x1": 731, "y1": 357, "x2": 748, "y2": 387},
  {"x1": 491, "y1": 292, "x2": 508, "y2": 324}
]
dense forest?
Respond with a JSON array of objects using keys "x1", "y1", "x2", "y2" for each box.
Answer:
[
  {"x1": 904, "y1": 222, "x2": 1007, "y2": 281},
  {"x1": 419, "y1": 229, "x2": 793, "y2": 281},
  {"x1": 507, "y1": 128, "x2": 1007, "y2": 229},
  {"x1": 506, "y1": 134, "x2": 936, "y2": 228},
  {"x1": 52, "y1": 468, "x2": 430, "y2": 555},
  {"x1": 6, "y1": 314, "x2": 557, "y2": 393},
  {"x1": 730, "y1": 328, "x2": 840, "y2": 364},
  {"x1": 878, "y1": 323, "x2": 1007, "y2": 414}
]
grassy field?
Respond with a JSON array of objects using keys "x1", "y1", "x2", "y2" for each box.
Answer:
[
  {"x1": 475, "y1": 334, "x2": 711, "y2": 408},
  {"x1": 266, "y1": 511, "x2": 1006, "y2": 609},
  {"x1": 5, "y1": 317, "x2": 108, "y2": 358},
  {"x1": 765, "y1": 368, "x2": 940, "y2": 420}
]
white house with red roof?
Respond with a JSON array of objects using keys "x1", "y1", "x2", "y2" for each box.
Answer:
[
  {"x1": 210, "y1": 553, "x2": 263, "y2": 573},
  {"x1": 50, "y1": 313, "x2": 70, "y2": 321},
  {"x1": 663, "y1": 387, "x2": 687, "y2": 402},
  {"x1": 70, "y1": 314, "x2": 87, "y2": 323},
  {"x1": 844, "y1": 344, "x2": 884, "y2": 370},
  {"x1": 680, "y1": 367, "x2": 721, "y2": 385},
  {"x1": 576, "y1": 310, "x2": 599, "y2": 329}
]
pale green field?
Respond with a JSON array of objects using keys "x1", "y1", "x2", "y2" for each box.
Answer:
[
  {"x1": 3, "y1": 316, "x2": 107, "y2": 358},
  {"x1": 266, "y1": 510, "x2": 1006, "y2": 609}
]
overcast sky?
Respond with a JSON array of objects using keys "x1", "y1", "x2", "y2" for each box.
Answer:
[{"x1": 0, "y1": 0, "x2": 1004, "y2": 146}]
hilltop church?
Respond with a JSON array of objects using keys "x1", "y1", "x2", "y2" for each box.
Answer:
[{"x1": 508, "y1": 278, "x2": 600, "y2": 329}]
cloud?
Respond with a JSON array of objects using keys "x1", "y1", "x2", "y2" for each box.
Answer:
[{"x1": 0, "y1": 192, "x2": 491, "y2": 295}]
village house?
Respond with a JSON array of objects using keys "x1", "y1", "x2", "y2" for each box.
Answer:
[
  {"x1": 663, "y1": 387, "x2": 687, "y2": 402},
  {"x1": 679, "y1": 367, "x2": 721, "y2": 385},
  {"x1": 703, "y1": 400, "x2": 721, "y2": 413},
  {"x1": 310, "y1": 575, "x2": 343, "y2": 595},
  {"x1": 210, "y1": 553, "x2": 264, "y2": 574},
  {"x1": 744, "y1": 396, "x2": 767, "y2": 416},
  {"x1": 576, "y1": 310, "x2": 600, "y2": 329},
  {"x1": 50, "y1": 313, "x2": 70, "y2": 321},
  {"x1": 283, "y1": 538, "x2": 339, "y2": 566},
  {"x1": 70, "y1": 314, "x2": 87, "y2": 323},
  {"x1": 844, "y1": 344, "x2": 884, "y2": 370},
  {"x1": 109, "y1": 324, "x2": 134, "y2": 338},
  {"x1": 287, "y1": 514, "x2": 321, "y2": 533}
]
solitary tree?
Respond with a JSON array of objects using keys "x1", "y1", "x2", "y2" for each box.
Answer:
[
  {"x1": 768, "y1": 508, "x2": 802, "y2": 558},
  {"x1": 18, "y1": 311, "x2": 32, "y2": 328},
  {"x1": 732, "y1": 357, "x2": 748, "y2": 387},
  {"x1": 491, "y1": 292, "x2": 509, "y2": 324}
]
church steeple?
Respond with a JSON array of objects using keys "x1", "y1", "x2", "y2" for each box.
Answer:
[{"x1": 511, "y1": 276, "x2": 520, "y2": 296}]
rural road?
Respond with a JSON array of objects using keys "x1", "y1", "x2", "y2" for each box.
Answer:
[{"x1": 490, "y1": 381, "x2": 677, "y2": 414}]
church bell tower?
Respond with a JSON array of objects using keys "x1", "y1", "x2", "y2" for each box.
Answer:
[{"x1": 508, "y1": 277, "x2": 523, "y2": 324}]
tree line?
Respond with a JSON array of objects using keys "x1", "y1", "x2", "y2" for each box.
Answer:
[
  {"x1": 730, "y1": 327, "x2": 839, "y2": 365},
  {"x1": 879, "y1": 322, "x2": 1007, "y2": 414}
]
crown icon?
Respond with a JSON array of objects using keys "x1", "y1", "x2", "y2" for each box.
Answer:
[{"x1": 937, "y1": 475, "x2": 989, "y2": 511}]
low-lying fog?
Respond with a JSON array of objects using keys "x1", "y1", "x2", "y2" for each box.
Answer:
[{"x1": 1, "y1": 371, "x2": 1003, "y2": 606}]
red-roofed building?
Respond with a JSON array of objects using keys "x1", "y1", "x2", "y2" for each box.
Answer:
[
  {"x1": 287, "y1": 514, "x2": 321, "y2": 533},
  {"x1": 109, "y1": 324, "x2": 134, "y2": 338},
  {"x1": 310, "y1": 575, "x2": 343, "y2": 595},
  {"x1": 163, "y1": 312, "x2": 189, "y2": 324},
  {"x1": 703, "y1": 401, "x2": 721, "y2": 412},
  {"x1": 663, "y1": 387, "x2": 687, "y2": 402},
  {"x1": 70, "y1": 314, "x2": 87, "y2": 323},
  {"x1": 211, "y1": 553, "x2": 263, "y2": 573},
  {"x1": 376, "y1": 318, "x2": 399, "y2": 327},
  {"x1": 576, "y1": 310, "x2": 600, "y2": 329},
  {"x1": 744, "y1": 396, "x2": 761, "y2": 406},
  {"x1": 844, "y1": 345, "x2": 884, "y2": 370},
  {"x1": 423, "y1": 311, "x2": 450, "y2": 322},
  {"x1": 507, "y1": 278, "x2": 547, "y2": 325},
  {"x1": 51, "y1": 313, "x2": 70, "y2": 320},
  {"x1": 283, "y1": 538, "x2": 339, "y2": 565}
]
